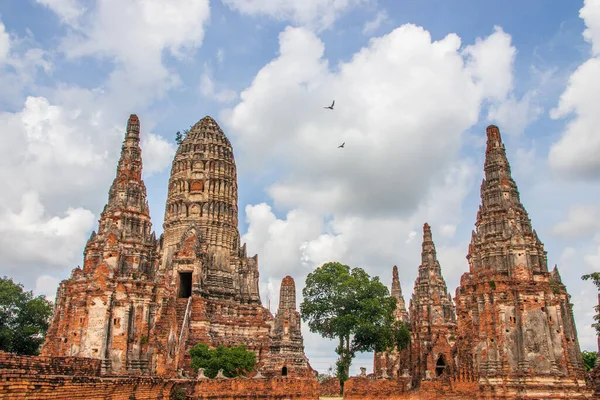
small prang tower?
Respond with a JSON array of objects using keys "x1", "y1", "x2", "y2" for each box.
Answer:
[{"x1": 409, "y1": 223, "x2": 457, "y2": 385}]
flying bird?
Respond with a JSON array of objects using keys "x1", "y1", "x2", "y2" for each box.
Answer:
[
  {"x1": 338, "y1": 142, "x2": 345, "y2": 148},
  {"x1": 324, "y1": 100, "x2": 335, "y2": 110}
]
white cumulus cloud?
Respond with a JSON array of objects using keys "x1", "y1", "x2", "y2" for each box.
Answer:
[
  {"x1": 141, "y1": 133, "x2": 177, "y2": 178},
  {"x1": 49, "y1": 0, "x2": 211, "y2": 108},
  {"x1": 35, "y1": 0, "x2": 86, "y2": 25},
  {"x1": 552, "y1": 205, "x2": 600, "y2": 239},
  {"x1": 223, "y1": 25, "x2": 511, "y2": 218},
  {"x1": 221, "y1": 0, "x2": 368, "y2": 31},
  {"x1": 549, "y1": 0, "x2": 600, "y2": 180}
]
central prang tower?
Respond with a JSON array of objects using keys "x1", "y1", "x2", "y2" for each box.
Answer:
[{"x1": 162, "y1": 116, "x2": 243, "y2": 298}]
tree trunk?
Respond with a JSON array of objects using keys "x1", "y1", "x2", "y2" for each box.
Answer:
[
  {"x1": 339, "y1": 336, "x2": 344, "y2": 395},
  {"x1": 345, "y1": 335, "x2": 351, "y2": 379}
]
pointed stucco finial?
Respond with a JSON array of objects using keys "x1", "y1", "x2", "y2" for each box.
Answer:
[
  {"x1": 423, "y1": 223, "x2": 433, "y2": 243},
  {"x1": 279, "y1": 276, "x2": 297, "y2": 311},
  {"x1": 486, "y1": 124, "x2": 502, "y2": 144},
  {"x1": 551, "y1": 264, "x2": 563, "y2": 284},
  {"x1": 126, "y1": 114, "x2": 140, "y2": 140}
]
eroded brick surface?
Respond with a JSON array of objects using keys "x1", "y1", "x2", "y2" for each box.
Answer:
[
  {"x1": 319, "y1": 377, "x2": 341, "y2": 396},
  {"x1": 0, "y1": 351, "x2": 176, "y2": 400},
  {"x1": 185, "y1": 377, "x2": 319, "y2": 399}
]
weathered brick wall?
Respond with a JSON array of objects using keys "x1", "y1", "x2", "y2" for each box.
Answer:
[
  {"x1": 342, "y1": 377, "x2": 479, "y2": 400},
  {"x1": 318, "y1": 377, "x2": 340, "y2": 396},
  {"x1": 0, "y1": 351, "x2": 176, "y2": 400},
  {"x1": 0, "y1": 375, "x2": 176, "y2": 400},
  {"x1": 343, "y1": 377, "x2": 411, "y2": 399},
  {"x1": 0, "y1": 351, "x2": 101, "y2": 376},
  {"x1": 186, "y1": 377, "x2": 319, "y2": 399},
  {"x1": 0, "y1": 352, "x2": 320, "y2": 400}
]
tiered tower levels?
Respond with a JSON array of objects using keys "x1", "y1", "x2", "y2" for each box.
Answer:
[
  {"x1": 409, "y1": 223, "x2": 457, "y2": 384},
  {"x1": 454, "y1": 125, "x2": 590, "y2": 398},
  {"x1": 42, "y1": 115, "x2": 159, "y2": 375},
  {"x1": 163, "y1": 116, "x2": 240, "y2": 266}
]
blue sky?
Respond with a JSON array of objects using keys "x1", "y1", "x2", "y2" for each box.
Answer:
[{"x1": 1, "y1": 0, "x2": 600, "y2": 374}]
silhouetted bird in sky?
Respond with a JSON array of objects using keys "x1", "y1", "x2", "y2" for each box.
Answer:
[
  {"x1": 338, "y1": 142, "x2": 345, "y2": 148},
  {"x1": 324, "y1": 100, "x2": 335, "y2": 110}
]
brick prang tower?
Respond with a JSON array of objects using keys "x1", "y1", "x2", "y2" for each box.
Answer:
[{"x1": 454, "y1": 125, "x2": 591, "y2": 398}]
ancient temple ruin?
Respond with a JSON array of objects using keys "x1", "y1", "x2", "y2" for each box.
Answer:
[
  {"x1": 42, "y1": 115, "x2": 159, "y2": 374},
  {"x1": 373, "y1": 265, "x2": 410, "y2": 379},
  {"x1": 409, "y1": 223, "x2": 457, "y2": 385},
  {"x1": 454, "y1": 125, "x2": 590, "y2": 398},
  {"x1": 42, "y1": 115, "x2": 314, "y2": 378},
  {"x1": 261, "y1": 276, "x2": 313, "y2": 377},
  {"x1": 37, "y1": 118, "x2": 595, "y2": 399},
  {"x1": 372, "y1": 125, "x2": 592, "y2": 398}
]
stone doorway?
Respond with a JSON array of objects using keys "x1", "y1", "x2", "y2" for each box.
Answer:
[
  {"x1": 281, "y1": 366, "x2": 288, "y2": 376},
  {"x1": 178, "y1": 272, "x2": 192, "y2": 298},
  {"x1": 435, "y1": 355, "x2": 447, "y2": 377}
]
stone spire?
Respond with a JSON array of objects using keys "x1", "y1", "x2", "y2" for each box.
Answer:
[
  {"x1": 87, "y1": 114, "x2": 154, "y2": 272},
  {"x1": 454, "y1": 125, "x2": 590, "y2": 397},
  {"x1": 262, "y1": 276, "x2": 314, "y2": 378},
  {"x1": 373, "y1": 265, "x2": 411, "y2": 378},
  {"x1": 469, "y1": 125, "x2": 547, "y2": 278},
  {"x1": 411, "y1": 223, "x2": 455, "y2": 326},
  {"x1": 42, "y1": 115, "x2": 159, "y2": 374},
  {"x1": 391, "y1": 266, "x2": 409, "y2": 323},
  {"x1": 278, "y1": 276, "x2": 297, "y2": 312},
  {"x1": 409, "y1": 223, "x2": 457, "y2": 384}
]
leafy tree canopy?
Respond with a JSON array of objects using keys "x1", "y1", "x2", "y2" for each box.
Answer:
[
  {"x1": 582, "y1": 350, "x2": 597, "y2": 372},
  {"x1": 189, "y1": 343, "x2": 257, "y2": 378},
  {"x1": 582, "y1": 273, "x2": 600, "y2": 335},
  {"x1": 300, "y1": 262, "x2": 410, "y2": 389},
  {"x1": 175, "y1": 127, "x2": 192, "y2": 146},
  {"x1": 0, "y1": 276, "x2": 53, "y2": 355}
]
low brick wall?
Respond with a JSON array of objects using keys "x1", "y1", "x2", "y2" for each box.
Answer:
[
  {"x1": 0, "y1": 351, "x2": 320, "y2": 400},
  {"x1": 0, "y1": 351, "x2": 176, "y2": 400},
  {"x1": 187, "y1": 377, "x2": 319, "y2": 399},
  {"x1": 0, "y1": 350, "x2": 101, "y2": 376},
  {"x1": 343, "y1": 377, "x2": 411, "y2": 399},
  {"x1": 342, "y1": 377, "x2": 479, "y2": 400},
  {"x1": 319, "y1": 377, "x2": 341, "y2": 396},
  {"x1": 0, "y1": 374, "x2": 176, "y2": 400}
]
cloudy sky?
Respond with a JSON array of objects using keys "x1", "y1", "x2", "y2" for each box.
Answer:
[{"x1": 2, "y1": 0, "x2": 600, "y2": 374}]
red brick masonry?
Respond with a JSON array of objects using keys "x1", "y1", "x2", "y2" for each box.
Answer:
[{"x1": 0, "y1": 351, "x2": 319, "y2": 400}]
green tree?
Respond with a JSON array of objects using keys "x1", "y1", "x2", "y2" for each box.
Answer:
[
  {"x1": 175, "y1": 131, "x2": 183, "y2": 145},
  {"x1": 582, "y1": 350, "x2": 597, "y2": 372},
  {"x1": 0, "y1": 277, "x2": 53, "y2": 355},
  {"x1": 582, "y1": 272, "x2": 600, "y2": 335},
  {"x1": 300, "y1": 262, "x2": 410, "y2": 393},
  {"x1": 189, "y1": 343, "x2": 257, "y2": 378},
  {"x1": 175, "y1": 127, "x2": 191, "y2": 146}
]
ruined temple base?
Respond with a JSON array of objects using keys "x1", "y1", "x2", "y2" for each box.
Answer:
[
  {"x1": 341, "y1": 376, "x2": 595, "y2": 400},
  {"x1": 185, "y1": 377, "x2": 319, "y2": 399},
  {"x1": 478, "y1": 375, "x2": 594, "y2": 399},
  {"x1": 0, "y1": 352, "x2": 319, "y2": 400},
  {"x1": 343, "y1": 377, "x2": 478, "y2": 399}
]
